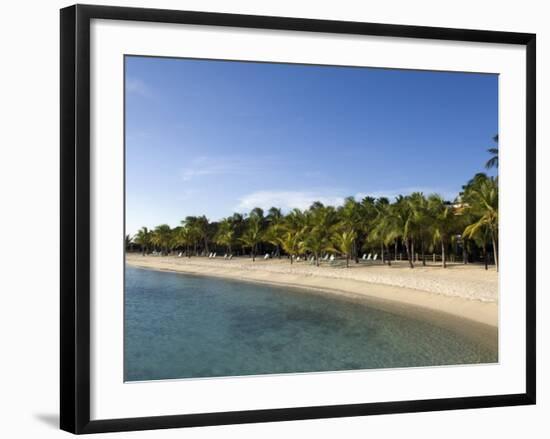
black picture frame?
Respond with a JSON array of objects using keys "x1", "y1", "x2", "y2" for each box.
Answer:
[{"x1": 60, "y1": 4, "x2": 536, "y2": 434}]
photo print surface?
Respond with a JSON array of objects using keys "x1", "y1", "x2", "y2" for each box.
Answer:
[{"x1": 124, "y1": 56, "x2": 499, "y2": 382}]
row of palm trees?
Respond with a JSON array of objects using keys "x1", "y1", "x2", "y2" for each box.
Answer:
[{"x1": 130, "y1": 172, "x2": 498, "y2": 270}]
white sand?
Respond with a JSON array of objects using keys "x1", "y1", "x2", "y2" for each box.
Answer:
[{"x1": 126, "y1": 254, "x2": 498, "y2": 327}]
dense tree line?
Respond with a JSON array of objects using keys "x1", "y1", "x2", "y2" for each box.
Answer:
[{"x1": 129, "y1": 173, "x2": 498, "y2": 270}]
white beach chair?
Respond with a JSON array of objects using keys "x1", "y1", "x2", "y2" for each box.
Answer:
[
  {"x1": 373, "y1": 253, "x2": 378, "y2": 261},
  {"x1": 362, "y1": 253, "x2": 367, "y2": 260},
  {"x1": 264, "y1": 253, "x2": 270, "y2": 260},
  {"x1": 297, "y1": 256, "x2": 301, "y2": 262},
  {"x1": 223, "y1": 254, "x2": 228, "y2": 259},
  {"x1": 366, "y1": 253, "x2": 372, "y2": 261},
  {"x1": 323, "y1": 254, "x2": 329, "y2": 261},
  {"x1": 213, "y1": 253, "x2": 217, "y2": 258},
  {"x1": 329, "y1": 254, "x2": 335, "y2": 262},
  {"x1": 229, "y1": 254, "x2": 233, "y2": 260},
  {"x1": 178, "y1": 252, "x2": 182, "y2": 257}
]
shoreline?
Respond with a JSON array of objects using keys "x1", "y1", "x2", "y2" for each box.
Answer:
[{"x1": 126, "y1": 254, "x2": 498, "y2": 329}]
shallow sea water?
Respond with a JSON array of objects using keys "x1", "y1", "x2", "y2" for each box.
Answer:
[{"x1": 124, "y1": 265, "x2": 497, "y2": 381}]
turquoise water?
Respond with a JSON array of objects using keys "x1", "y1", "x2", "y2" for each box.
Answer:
[{"x1": 124, "y1": 266, "x2": 497, "y2": 381}]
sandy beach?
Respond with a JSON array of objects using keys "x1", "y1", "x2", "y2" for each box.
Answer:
[{"x1": 126, "y1": 254, "x2": 498, "y2": 328}]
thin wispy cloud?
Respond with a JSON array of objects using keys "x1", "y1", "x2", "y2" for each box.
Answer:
[
  {"x1": 181, "y1": 155, "x2": 275, "y2": 181},
  {"x1": 126, "y1": 78, "x2": 152, "y2": 97},
  {"x1": 176, "y1": 189, "x2": 199, "y2": 201}
]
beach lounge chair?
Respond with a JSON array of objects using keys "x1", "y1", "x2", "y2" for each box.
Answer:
[
  {"x1": 323, "y1": 254, "x2": 329, "y2": 261},
  {"x1": 229, "y1": 254, "x2": 233, "y2": 260},
  {"x1": 373, "y1": 253, "x2": 378, "y2": 261},
  {"x1": 366, "y1": 253, "x2": 372, "y2": 261},
  {"x1": 213, "y1": 253, "x2": 217, "y2": 258},
  {"x1": 297, "y1": 256, "x2": 301, "y2": 262},
  {"x1": 264, "y1": 253, "x2": 270, "y2": 260},
  {"x1": 329, "y1": 254, "x2": 335, "y2": 262},
  {"x1": 362, "y1": 253, "x2": 367, "y2": 260}
]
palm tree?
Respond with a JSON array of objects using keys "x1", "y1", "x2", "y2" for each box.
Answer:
[
  {"x1": 485, "y1": 134, "x2": 499, "y2": 169},
  {"x1": 408, "y1": 192, "x2": 432, "y2": 266},
  {"x1": 266, "y1": 207, "x2": 283, "y2": 258},
  {"x1": 168, "y1": 227, "x2": 181, "y2": 254},
  {"x1": 176, "y1": 225, "x2": 193, "y2": 257},
  {"x1": 467, "y1": 223, "x2": 491, "y2": 270},
  {"x1": 330, "y1": 228, "x2": 357, "y2": 268},
  {"x1": 196, "y1": 216, "x2": 210, "y2": 255},
  {"x1": 358, "y1": 196, "x2": 378, "y2": 259},
  {"x1": 338, "y1": 197, "x2": 363, "y2": 263},
  {"x1": 369, "y1": 198, "x2": 396, "y2": 266},
  {"x1": 284, "y1": 208, "x2": 307, "y2": 233},
  {"x1": 133, "y1": 226, "x2": 152, "y2": 255},
  {"x1": 278, "y1": 229, "x2": 305, "y2": 264},
  {"x1": 462, "y1": 175, "x2": 499, "y2": 270},
  {"x1": 183, "y1": 216, "x2": 209, "y2": 255},
  {"x1": 214, "y1": 218, "x2": 235, "y2": 255},
  {"x1": 240, "y1": 216, "x2": 262, "y2": 261},
  {"x1": 125, "y1": 234, "x2": 132, "y2": 251},
  {"x1": 152, "y1": 224, "x2": 172, "y2": 255},
  {"x1": 387, "y1": 196, "x2": 415, "y2": 268},
  {"x1": 263, "y1": 223, "x2": 284, "y2": 259},
  {"x1": 303, "y1": 205, "x2": 336, "y2": 266},
  {"x1": 428, "y1": 195, "x2": 456, "y2": 268}
]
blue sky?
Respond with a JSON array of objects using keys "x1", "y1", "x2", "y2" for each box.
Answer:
[{"x1": 125, "y1": 56, "x2": 498, "y2": 235}]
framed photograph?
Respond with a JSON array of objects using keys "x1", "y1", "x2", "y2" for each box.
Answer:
[{"x1": 60, "y1": 4, "x2": 536, "y2": 434}]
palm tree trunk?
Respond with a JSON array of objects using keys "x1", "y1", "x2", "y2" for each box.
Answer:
[
  {"x1": 421, "y1": 241, "x2": 426, "y2": 266},
  {"x1": 441, "y1": 240, "x2": 447, "y2": 268},
  {"x1": 386, "y1": 244, "x2": 392, "y2": 266},
  {"x1": 394, "y1": 241, "x2": 398, "y2": 261},
  {"x1": 483, "y1": 243, "x2": 488, "y2": 270},
  {"x1": 405, "y1": 239, "x2": 414, "y2": 268},
  {"x1": 346, "y1": 254, "x2": 350, "y2": 268},
  {"x1": 380, "y1": 242, "x2": 384, "y2": 264}
]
